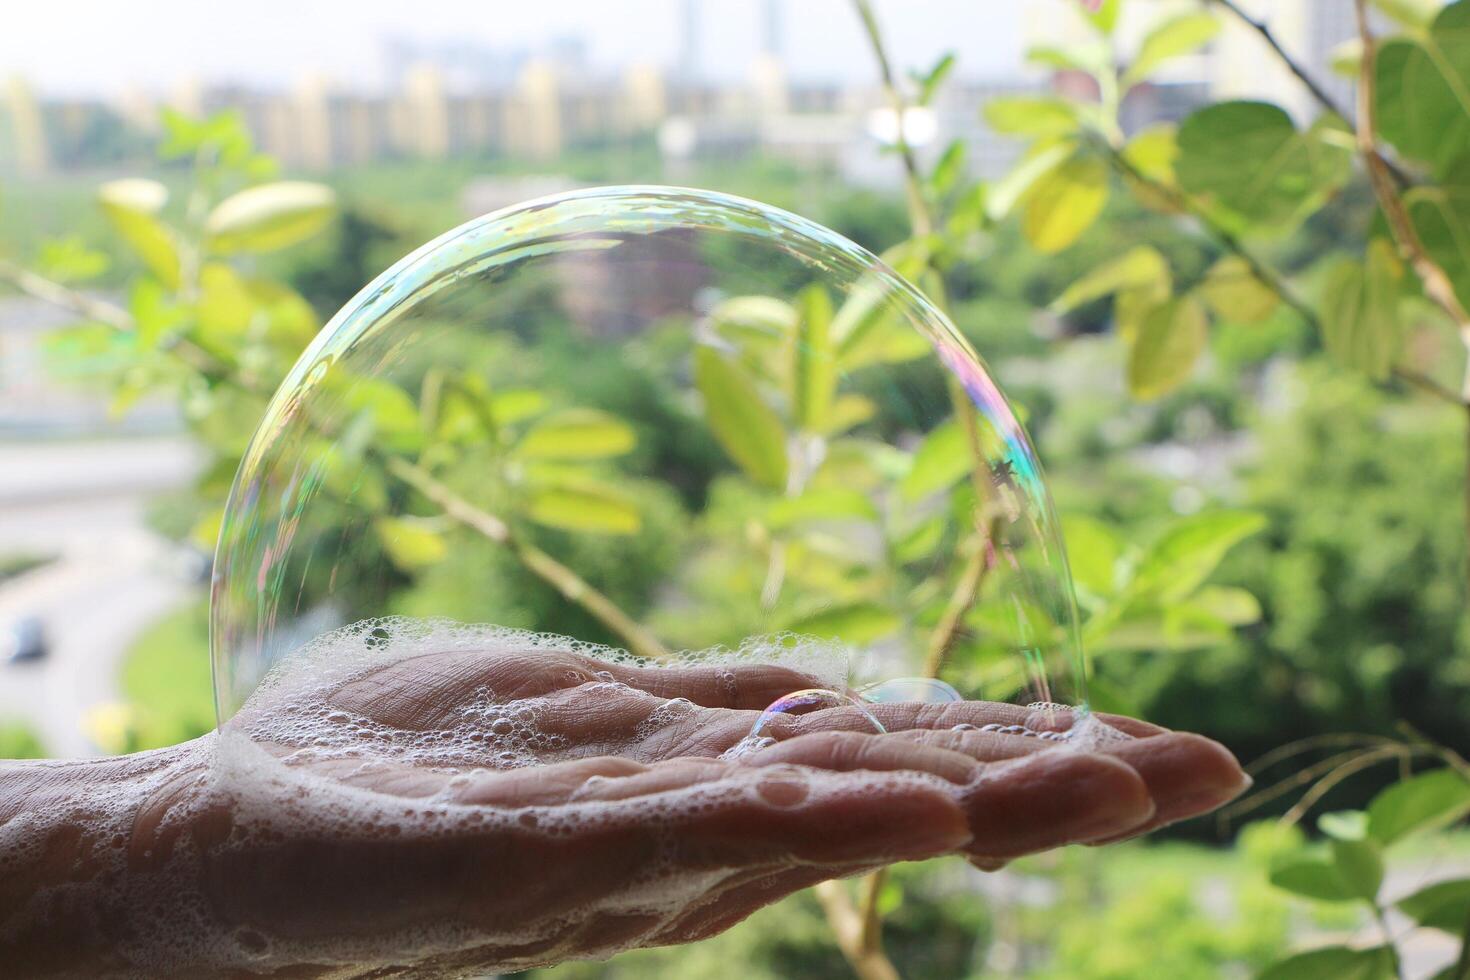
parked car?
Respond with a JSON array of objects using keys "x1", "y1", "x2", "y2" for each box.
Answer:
[{"x1": 1, "y1": 616, "x2": 47, "y2": 664}]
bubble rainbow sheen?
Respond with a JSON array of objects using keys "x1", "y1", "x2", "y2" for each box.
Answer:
[{"x1": 209, "y1": 185, "x2": 1087, "y2": 725}]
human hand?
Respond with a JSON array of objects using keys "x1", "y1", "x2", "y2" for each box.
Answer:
[{"x1": 2, "y1": 647, "x2": 1248, "y2": 978}]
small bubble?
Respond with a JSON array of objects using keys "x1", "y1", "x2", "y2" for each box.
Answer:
[
  {"x1": 859, "y1": 677, "x2": 962, "y2": 704},
  {"x1": 748, "y1": 689, "x2": 886, "y2": 741}
]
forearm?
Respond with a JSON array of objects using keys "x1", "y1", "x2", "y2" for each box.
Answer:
[{"x1": 0, "y1": 740, "x2": 210, "y2": 977}]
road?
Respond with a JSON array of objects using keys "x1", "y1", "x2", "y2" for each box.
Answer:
[{"x1": 0, "y1": 436, "x2": 203, "y2": 757}]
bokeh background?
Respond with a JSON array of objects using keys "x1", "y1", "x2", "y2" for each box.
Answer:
[{"x1": 3, "y1": 1, "x2": 1469, "y2": 977}]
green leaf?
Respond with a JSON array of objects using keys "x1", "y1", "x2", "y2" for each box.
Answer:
[
  {"x1": 1051, "y1": 246, "x2": 1170, "y2": 314},
  {"x1": 1129, "y1": 510, "x2": 1267, "y2": 603},
  {"x1": 709, "y1": 295, "x2": 798, "y2": 343},
  {"x1": 900, "y1": 419, "x2": 970, "y2": 502},
  {"x1": 513, "y1": 408, "x2": 636, "y2": 460},
  {"x1": 822, "y1": 394, "x2": 877, "y2": 435},
  {"x1": 205, "y1": 181, "x2": 337, "y2": 254},
  {"x1": 1190, "y1": 585, "x2": 1262, "y2": 625},
  {"x1": 1374, "y1": 2, "x2": 1470, "y2": 176},
  {"x1": 1257, "y1": 945, "x2": 1397, "y2": 980},
  {"x1": 1061, "y1": 514, "x2": 1122, "y2": 597},
  {"x1": 1027, "y1": 42, "x2": 1110, "y2": 77},
  {"x1": 1405, "y1": 158, "x2": 1470, "y2": 310},
  {"x1": 1320, "y1": 810, "x2": 1370, "y2": 841},
  {"x1": 1176, "y1": 101, "x2": 1351, "y2": 232},
  {"x1": 768, "y1": 488, "x2": 879, "y2": 528},
  {"x1": 1021, "y1": 150, "x2": 1109, "y2": 253},
  {"x1": 1124, "y1": 13, "x2": 1221, "y2": 86},
  {"x1": 986, "y1": 141, "x2": 1074, "y2": 221},
  {"x1": 1330, "y1": 837, "x2": 1384, "y2": 901},
  {"x1": 1371, "y1": 0, "x2": 1440, "y2": 30},
  {"x1": 489, "y1": 388, "x2": 549, "y2": 426},
  {"x1": 1123, "y1": 124, "x2": 1179, "y2": 184},
  {"x1": 793, "y1": 284, "x2": 836, "y2": 432},
  {"x1": 374, "y1": 517, "x2": 448, "y2": 571},
  {"x1": 1367, "y1": 767, "x2": 1470, "y2": 844},
  {"x1": 1199, "y1": 256, "x2": 1280, "y2": 324},
  {"x1": 915, "y1": 52, "x2": 956, "y2": 106},
  {"x1": 694, "y1": 346, "x2": 789, "y2": 490},
  {"x1": 930, "y1": 139, "x2": 967, "y2": 195},
  {"x1": 340, "y1": 377, "x2": 422, "y2": 453},
  {"x1": 892, "y1": 515, "x2": 946, "y2": 563},
  {"x1": 97, "y1": 179, "x2": 180, "y2": 288},
  {"x1": 1083, "y1": 0, "x2": 1120, "y2": 35},
  {"x1": 1318, "y1": 240, "x2": 1404, "y2": 381},
  {"x1": 524, "y1": 485, "x2": 640, "y2": 535},
  {"x1": 1269, "y1": 851, "x2": 1358, "y2": 902},
  {"x1": 35, "y1": 236, "x2": 110, "y2": 283},
  {"x1": 1397, "y1": 878, "x2": 1470, "y2": 932},
  {"x1": 1127, "y1": 295, "x2": 1207, "y2": 399},
  {"x1": 982, "y1": 96, "x2": 1081, "y2": 137},
  {"x1": 787, "y1": 602, "x2": 901, "y2": 645}
]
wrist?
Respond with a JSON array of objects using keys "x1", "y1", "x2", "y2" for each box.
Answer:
[{"x1": 0, "y1": 737, "x2": 215, "y2": 976}]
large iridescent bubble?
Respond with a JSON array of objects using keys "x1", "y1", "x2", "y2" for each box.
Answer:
[{"x1": 210, "y1": 186, "x2": 1086, "y2": 725}]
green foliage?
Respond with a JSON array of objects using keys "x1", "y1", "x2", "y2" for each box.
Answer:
[
  {"x1": 119, "y1": 602, "x2": 215, "y2": 749},
  {"x1": 0, "y1": 722, "x2": 46, "y2": 759}
]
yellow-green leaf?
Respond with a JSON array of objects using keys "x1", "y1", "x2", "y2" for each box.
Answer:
[
  {"x1": 98, "y1": 179, "x2": 180, "y2": 288},
  {"x1": 490, "y1": 389, "x2": 549, "y2": 425},
  {"x1": 900, "y1": 419, "x2": 970, "y2": 502},
  {"x1": 793, "y1": 284, "x2": 836, "y2": 431},
  {"x1": 1061, "y1": 514, "x2": 1122, "y2": 597},
  {"x1": 1123, "y1": 13, "x2": 1220, "y2": 87},
  {"x1": 787, "y1": 602, "x2": 901, "y2": 645},
  {"x1": 1127, "y1": 295, "x2": 1207, "y2": 399},
  {"x1": 1199, "y1": 256, "x2": 1280, "y2": 324},
  {"x1": 987, "y1": 141, "x2": 1073, "y2": 221},
  {"x1": 982, "y1": 96, "x2": 1081, "y2": 137},
  {"x1": 375, "y1": 517, "x2": 448, "y2": 570},
  {"x1": 822, "y1": 394, "x2": 877, "y2": 435},
  {"x1": 1367, "y1": 768, "x2": 1470, "y2": 844},
  {"x1": 767, "y1": 487, "x2": 879, "y2": 528},
  {"x1": 205, "y1": 181, "x2": 337, "y2": 254},
  {"x1": 1051, "y1": 246, "x2": 1170, "y2": 314},
  {"x1": 694, "y1": 346, "x2": 789, "y2": 490},
  {"x1": 525, "y1": 485, "x2": 640, "y2": 535},
  {"x1": 1021, "y1": 151, "x2": 1109, "y2": 254},
  {"x1": 514, "y1": 408, "x2": 636, "y2": 460},
  {"x1": 1319, "y1": 240, "x2": 1404, "y2": 381}
]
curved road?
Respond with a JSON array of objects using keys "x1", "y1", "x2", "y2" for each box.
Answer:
[{"x1": 0, "y1": 436, "x2": 202, "y2": 757}]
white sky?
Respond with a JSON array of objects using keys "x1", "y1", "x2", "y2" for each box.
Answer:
[{"x1": 1, "y1": 0, "x2": 1031, "y2": 97}]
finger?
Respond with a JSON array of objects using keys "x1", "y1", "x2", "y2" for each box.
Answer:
[
  {"x1": 892, "y1": 728, "x2": 1057, "y2": 763},
  {"x1": 448, "y1": 756, "x2": 651, "y2": 806},
  {"x1": 1085, "y1": 732, "x2": 1249, "y2": 842},
  {"x1": 599, "y1": 660, "x2": 830, "y2": 710},
  {"x1": 738, "y1": 730, "x2": 980, "y2": 785},
  {"x1": 661, "y1": 765, "x2": 972, "y2": 870},
  {"x1": 958, "y1": 750, "x2": 1155, "y2": 859}
]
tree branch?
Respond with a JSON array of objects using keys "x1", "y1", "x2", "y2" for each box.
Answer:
[
  {"x1": 1210, "y1": 0, "x2": 1352, "y2": 121},
  {"x1": 1209, "y1": 0, "x2": 1415, "y2": 189},
  {"x1": 385, "y1": 458, "x2": 672, "y2": 662},
  {"x1": 0, "y1": 259, "x2": 241, "y2": 384},
  {"x1": 0, "y1": 259, "x2": 673, "y2": 662}
]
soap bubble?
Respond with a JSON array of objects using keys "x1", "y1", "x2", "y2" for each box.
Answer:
[
  {"x1": 211, "y1": 186, "x2": 1087, "y2": 726},
  {"x1": 751, "y1": 689, "x2": 888, "y2": 739},
  {"x1": 859, "y1": 677, "x2": 963, "y2": 704}
]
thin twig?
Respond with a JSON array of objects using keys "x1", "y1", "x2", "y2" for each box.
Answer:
[
  {"x1": 1393, "y1": 366, "x2": 1466, "y2": 406},
  {"x1": 812, "y1": 882, "x2": 901, "y2": 980},
  {"x1": 1209, "y1": 0, "x2": 1414, "y2": 189},
  {"x1": 1246, "y1": 733, "x2": 1399, "y2": 778},
  {"x1": 852, "y1": 0, "x2": 931, "y2": 238},
  {"x1": 1210, "y1": 0, "x2": 1351, "y2": 120},
  {"x1": 385, "y1": 458, "x2": 672, "y2": 662},
  {"x1": 1280, "y1": 745, "x2": 1409, "y2": 827},
  {"x1": 1094, "y1": 135, "x2": 1322, "y2": 332}
]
